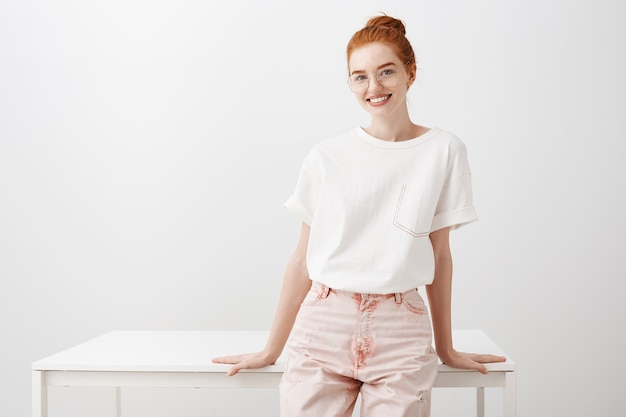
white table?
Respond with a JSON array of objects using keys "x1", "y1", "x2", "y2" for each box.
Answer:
[{"x1": 32, "y1": 329, "x2": 515, "y2": 417}]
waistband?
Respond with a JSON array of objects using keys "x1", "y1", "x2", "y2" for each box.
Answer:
[{"x1": 311, "y1": 281, "x2": 418, "y2": 304}]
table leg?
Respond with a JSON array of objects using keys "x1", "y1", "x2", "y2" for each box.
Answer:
[
  {"x1": 32, "y1": 371, "x2": 48, "y2": 417},
  {"x1": 109, "y1": 387, "x2": 121, "y2": 417},
  {"x1": 504, "y1": 372, "x2": 517, "y2": 417},
  {"x1": 476, "y1": 387, "x2": 485, "y2": 417}
]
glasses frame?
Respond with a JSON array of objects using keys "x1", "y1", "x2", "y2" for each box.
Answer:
[{"x1": 347, "y1": 67, "x2": 401, "y2": 93}]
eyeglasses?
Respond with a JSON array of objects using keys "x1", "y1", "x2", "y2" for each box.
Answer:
[{"x1": 347, "y1": 68, "x2": 400, "y2": 93}]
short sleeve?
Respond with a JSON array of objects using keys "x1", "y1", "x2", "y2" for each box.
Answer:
[
  {"x1": 284, "y1": 149, "x2": 322, "y2": 225},
  {"x1": 430, "y1": 138, "x2": 478, "y2": 231}
]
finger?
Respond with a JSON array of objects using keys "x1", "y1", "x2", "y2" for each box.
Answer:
[
  {"x1": 475, "y1": 362, "x2": 488, "y2": 375},
  {"x1": 474, "y1": 354, "x2": 507, "y2": 364},
  {"x1": 464, "y1": 353, "x2": 507, "y2": 364},
  {"x1": 227, "y1": 361, "x2": 248, "y2": 376},
  {"x1": 212, "y1": 355, "x2": 242, "y2": 364},
  {"x1": 458, "y1": 357, "x2": 489, "y2": 374}
]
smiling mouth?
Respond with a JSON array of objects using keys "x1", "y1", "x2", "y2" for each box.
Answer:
[{"x1": 368, "y1": 94, "x2": 391, "y2": 103}]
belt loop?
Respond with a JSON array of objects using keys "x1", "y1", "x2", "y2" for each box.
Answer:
[
  {"x1": 394, "y1": 293, "x2": 402, "y2": 304},
  {"x1": 320, "y1": 285, "x2": 330, "y2": 299}
]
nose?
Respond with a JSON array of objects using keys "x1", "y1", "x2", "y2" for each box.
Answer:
[{"x1": 367, "y1": 75, "x2": 383, "y2": 92}]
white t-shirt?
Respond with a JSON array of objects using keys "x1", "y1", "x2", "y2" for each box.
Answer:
[{"x1": 284, "y1": 126, "x2": 478, "y2": 294}]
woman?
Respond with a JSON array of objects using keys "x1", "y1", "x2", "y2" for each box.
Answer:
[{"x1": 213, "y1": 14, "x2": 505, "y2": 417}]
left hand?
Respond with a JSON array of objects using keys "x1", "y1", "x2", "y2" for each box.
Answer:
[{"x1": 439, "y1": 350, "x2": 507, "y2": 374}]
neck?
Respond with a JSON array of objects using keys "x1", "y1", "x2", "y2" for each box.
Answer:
[{"x1": 365, "y1": 112, "x2": 421, "y2": 142}]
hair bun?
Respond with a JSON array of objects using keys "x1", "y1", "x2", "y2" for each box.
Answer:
[{"x1": 364, "y1": 15, "x2": 406, "y2": 36}]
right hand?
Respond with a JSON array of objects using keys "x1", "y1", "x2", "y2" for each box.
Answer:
[{"x1": 211, "y1": 351, "x2": 276, "y2": 376}]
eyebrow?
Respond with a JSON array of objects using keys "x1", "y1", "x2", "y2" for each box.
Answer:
[{"x1": 350, "y1": 62, "x2": 397, "y2": 75}]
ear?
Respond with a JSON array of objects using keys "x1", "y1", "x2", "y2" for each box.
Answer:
[{"x1": 406, "y1": 63, "x2": 417, "y2": 87}]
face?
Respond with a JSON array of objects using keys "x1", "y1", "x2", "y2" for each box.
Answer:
[{"x1": 348, "y1": 42, "x2": 414, "y2": 118}]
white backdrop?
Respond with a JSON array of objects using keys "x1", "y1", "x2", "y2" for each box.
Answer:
[{"x1": 1, "y1": 0, "x2": 625, "y2": 416}]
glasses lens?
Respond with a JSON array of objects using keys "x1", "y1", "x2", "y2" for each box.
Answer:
[
  {"x1": 348, "y1": 75, "x2": 367, "y2": 93},
  {"x1": 377, "y1": 69, "x2": 397, "y2": 85}
]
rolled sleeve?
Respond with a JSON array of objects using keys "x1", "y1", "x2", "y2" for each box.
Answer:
[{"x1": 284, "y1": 195, "x2": 313, "y2": 225}]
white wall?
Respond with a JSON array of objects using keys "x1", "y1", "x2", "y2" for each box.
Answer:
[{"x1": 1, "y1": 0, "x2": 625, "y2": 416}]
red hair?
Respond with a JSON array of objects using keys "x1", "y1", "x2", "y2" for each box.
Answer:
[{"x1": 347, "y1": 15, "x2": 417, "y2": 80}]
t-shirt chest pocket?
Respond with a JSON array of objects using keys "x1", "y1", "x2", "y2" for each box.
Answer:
[{"x1": 393, "y1": 184, "x2": 434, "y2": 237}]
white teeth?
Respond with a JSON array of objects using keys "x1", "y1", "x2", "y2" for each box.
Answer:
[{"x1": 370, "y1": 95, "x2": 389, "y2": 103}]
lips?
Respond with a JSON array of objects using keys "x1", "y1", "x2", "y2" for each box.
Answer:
[{"x1": 367, "y1": 94, "x2": 391, "y2": 104}]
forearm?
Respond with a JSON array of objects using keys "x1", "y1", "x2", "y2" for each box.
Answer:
[
  {"x1": 426, "y1": 227, "x2": 455, "y2": 361},
  {"x1": 263, "y1": 258, "x2": 311, "y2": 361},
  {"x1": 426, "y1": 260, "x2": 454, "y2": 360},
  {"x1": 262, "y1": 223, "x2": 311, "y2": 362}
]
